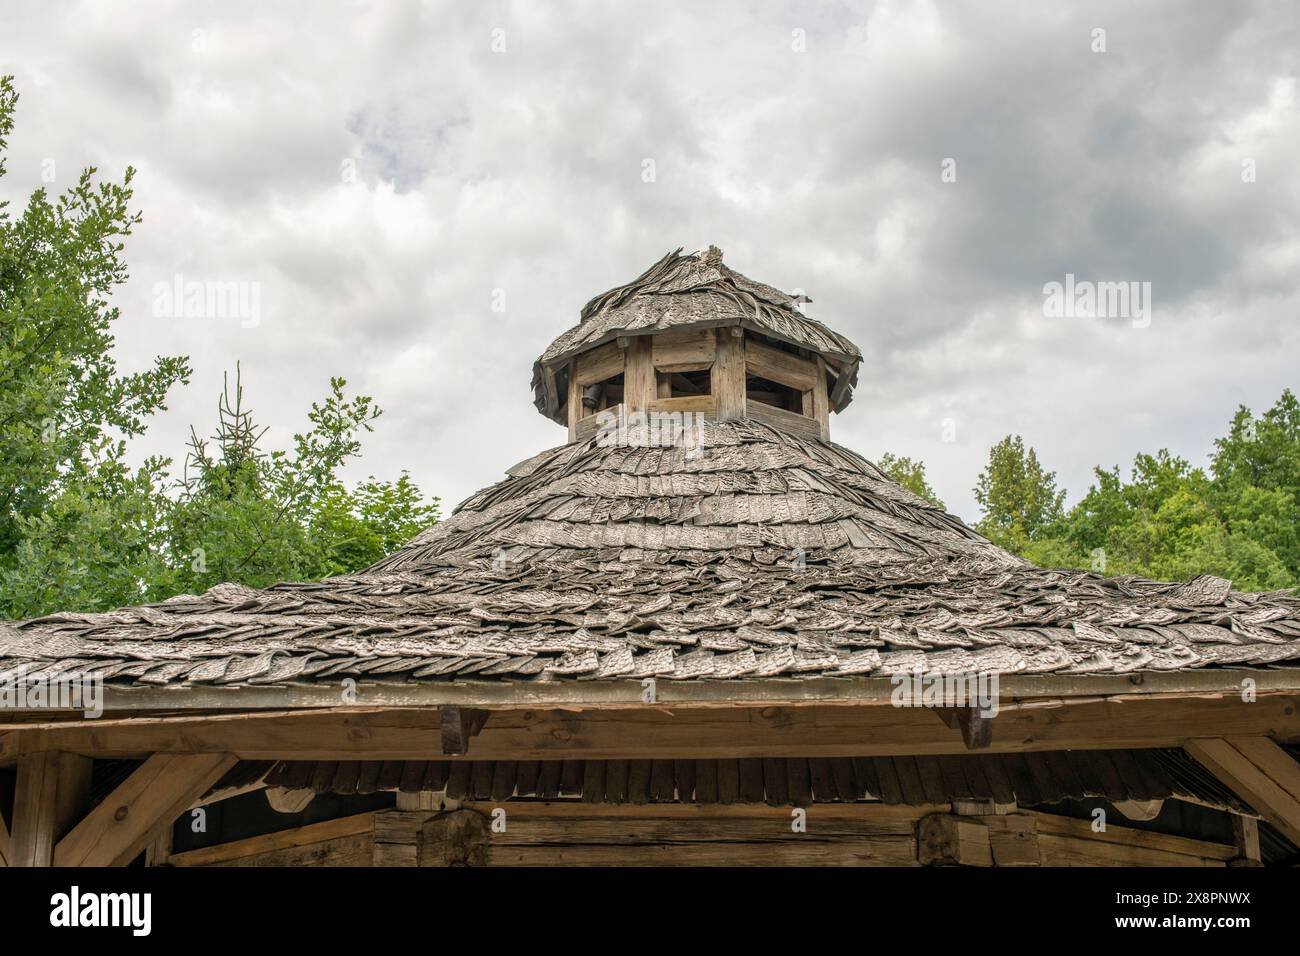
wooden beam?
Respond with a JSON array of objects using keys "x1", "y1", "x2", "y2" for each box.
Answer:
[
  {"x1": 4, "y1": 668, "x2": 1296, "y2": 717},
  {"x1": 1231, "y1": 814, "x2": 1261, "y2": 865},
  {"x1": 0, "y1": 799, "x2": 9, "y2": 867},
  {"x1": 712, "y1": 328, "x2": 745, "y2": 420},
  {"x1": 565, "y1": 359, "x2": 579, "y2": 440},
  {"x1": 8, "y1": 752, "x2": 91, "y2": 867},
  {"x1": 175, "y1": 811, "x2": 374, "y2": 867},
  {"x1": 54, "y1": 753, "x2": 236, "y2": 867},
  {"x1": 6, "y1": 695, "x2": 1297, "y2": 763},
  {"x1": 572, "y1": 342, "x2": 624, "y2": 388},
  {"x1": 1186, "y1": 737, "x2": 1300, "y2": 848},
  {"x1": 622, "y1": 336, "x2": 655, "y2": 413},
  {"x1": 651, "y1": 328, "x2": 715, "y2": 373},
  {"x1": 745, "y1": 337, "x2": 818, "y2": 391}
]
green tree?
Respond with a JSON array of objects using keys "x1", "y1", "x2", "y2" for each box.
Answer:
[
  {"x1": 972, "y1": 435, "x2": 1066, "y2": 550},
  {"x1": 0, "y1": 77, "x2": 440, "y2": 617},
  {"x1": 0, "y1": 75, "x2": 190, "y2": 615},
  {"x1": 165, "y1": 367, "x2": 439, "y2": 595},
  {"x1": 877, "y1": 453, "x2": 945, "y2": 509}
]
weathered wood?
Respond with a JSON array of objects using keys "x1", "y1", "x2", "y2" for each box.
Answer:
[
  {"x1": 745, "y1": 337, "x2": 818, "y2": 391},
  {"x1": 1030, "y1": 810, "x2": 1235, "y2": 862},
  {"x1": 1231, "y1": 814, "x2": 1261, "y2": 865},
  {"x1": 8, "y1": 695, "x2": 1300, "y2": 763},
  {"x1": 55, "y1": 753, "x2": 236, "y2": 867},
  {"x1": 1113, "y1": 798, "x2": 1164, "y2": 821},
  {"x1": 6, "y1": 668, "x2": 1298, "y2": 719},
  {"x1": 170, "y1": 812, "x2": 375, "y2": 867},
  {"x1": 441, "y1": 706, "x2": 489, "y2": 756},
  {"x1": 9, "y1": 752, "x2": 91, "y2": 867},
  {"x1": 573, "y1": 342, "x2": 624, "y2": 388},
  {"x1": 983, "y1": 813, "x2": 1039, "y2": 866},
  {"x1": 810, "y1": 357, "x2": 829, "y2": 440},
  {"x1": 420, "y1": 809, "x2": 490, "y2": 866},
  {"x1": 1186, "y1": 736, "x2": 1300, "y2": 848},
  {"x1": 265, "y1": 786, "x2": 315, "y2": 814},
  {"x1": 622, "y1": 336, "x2": 655, "y2": 413},
  {"x1": 652, "y1": 328, "x2": 715, "y2": 373},
  {"x1": 645, "y1": 395, "x2": 716, "y2": 416},
  {"x1": 712, "y1": 328, "x2": 745, "y2": 420},
  {"x1": 918, "y1": 813, "x2": 992, "y2": 866},
  {"x1": 540, "y1": 364, "x2": 559, "y2": 416},
  {"x1": 746, "y1": 400, "x2": 824, "y2": 442},
  {"x1": 566, "y1": 359, "x2": 580, "y2": 440}
]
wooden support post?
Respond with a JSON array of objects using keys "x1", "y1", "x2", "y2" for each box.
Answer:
[
  {"x1": 622, "y1": 336, "x2": 655, "y2": 414},
  {"x1": 565, "y1": 360, "x2": 579, "y2": 441},
  {"x1": 9, "y1": 752, "x2": 91, "y2": 867},
  {"x1": 55, "y1": 752, "x2": 235, "y2": 867},
  {"x1": 1185, "y1": 737, "x2": 1300, "y2": 849},
  {"x1": 1230, "y1": 815, "x2": 1261, "y2": 866},
  {"x1": 712, "y1": 328, "x2": 746, "y2": 420}
]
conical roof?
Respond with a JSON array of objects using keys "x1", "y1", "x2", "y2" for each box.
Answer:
[
  {"x1": 4, "y1": 416, "x2": 1299, "y2": 691},
  {"x1": 3, "y1": 249, "x2": 1300, "y2": 697}
]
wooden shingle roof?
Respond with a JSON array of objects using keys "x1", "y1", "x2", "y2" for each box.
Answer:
[{"x1": 4, "y1": 419, "x2": 1300, "y2": 691}]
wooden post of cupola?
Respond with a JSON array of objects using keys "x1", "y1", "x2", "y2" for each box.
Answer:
[
  {"x1": 620, "y1": 335, "x2": 655, "y2": 413},
  {"x1": 713, "y1": 327, "x2": 746, "y2": 421}
]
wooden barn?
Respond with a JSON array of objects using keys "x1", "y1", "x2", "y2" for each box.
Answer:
[{"x1": 2, "y1": 246, "x2": 1300, "y2": 868}]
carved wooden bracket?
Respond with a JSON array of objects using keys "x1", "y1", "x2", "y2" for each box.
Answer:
[
  {"x1": 934, "y1": 707, "x2": 993, "y2": 750},
  {"x1": 440, "y1": 707, "x2": 490, "y2": 756}
]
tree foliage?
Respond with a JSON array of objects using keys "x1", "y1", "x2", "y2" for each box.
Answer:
[
  {"x1": 877, "y1": 453, "x2": 945, "y2": 509},
  {"x1": 0, "y1": 76, "x2": 438, "y2": 619},
  {"x1": 907, "y1": 390, "x2": 1300, "y2": 592}
]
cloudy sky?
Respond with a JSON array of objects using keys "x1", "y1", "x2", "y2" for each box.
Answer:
[{"x1": 2, "y1": 0, "x2": 1297, "y2": 520}]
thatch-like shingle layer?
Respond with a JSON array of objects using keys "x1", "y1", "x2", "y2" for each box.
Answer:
[{"x1": 3, "y1": 420, "x2": 1299, "y2": 689}]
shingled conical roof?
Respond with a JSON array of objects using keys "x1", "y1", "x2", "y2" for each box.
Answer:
[{"x1": 3, "y1": 252, "x2": 1300, "y2": 694}]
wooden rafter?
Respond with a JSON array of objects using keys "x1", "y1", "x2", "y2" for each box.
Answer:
[
  {"x1": 1185, "y1": 737, "x2": 1300, "y2": 849},
  {"x1": 54, "y1": 752, "x2": 236, "y2": 867}
]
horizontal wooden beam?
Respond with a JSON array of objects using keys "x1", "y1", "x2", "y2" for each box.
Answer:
[
  {"x1": 0, "y1": 669, "x2": 1294, "y2": 718},
  {"x1": 745, "y1": 337, "x2": 818, "y2": 391},
  {"x1": 4, "y1": 695, "x2": 1297, "y2": 762}
]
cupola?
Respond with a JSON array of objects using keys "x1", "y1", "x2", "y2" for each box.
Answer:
[{"x1": 531, "y1": 246, "x2": 862, "y2": 443}]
